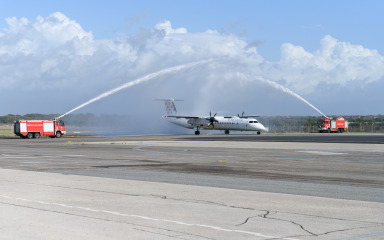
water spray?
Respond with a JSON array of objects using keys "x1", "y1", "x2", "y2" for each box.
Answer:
[
  {"x1": 56, "y1": 58, "x2": 327, "y2": 120},
  {"x1": 254, "y1": 76, "x2": 328, "y2": 119},
  {"x1": 56, "y1": 59, "x2": 211, "y2": 119}
]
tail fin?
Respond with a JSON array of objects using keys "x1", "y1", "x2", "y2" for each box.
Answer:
[{"x1": 156, "y1": 99, "x2": 183, "y2": 115}]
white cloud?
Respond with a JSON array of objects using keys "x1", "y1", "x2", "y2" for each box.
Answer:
[
  {"x1": 155, "y1": 20, "x2": 187, "y2": 35},
  {"x1": 272, "y1": 35, "x2": 384, "y2": 92},
  {"x1": 0, "y1": 12, "x2": 383, "y2": 118},
  {"x1": 2, "y1": 12, "x2": 94, "y2": 56}
]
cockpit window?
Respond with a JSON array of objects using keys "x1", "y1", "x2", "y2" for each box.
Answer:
[{"x1": 249, "y1": 121, "x2": 258, "y2": 123}]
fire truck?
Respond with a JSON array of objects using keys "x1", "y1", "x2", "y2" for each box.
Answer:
[
  {"x1": 318, "y1": 117, "x2": 348, "y2": 133},
  {"x1": 14, "y1": 120, "x2": 66, "y2": 139}
]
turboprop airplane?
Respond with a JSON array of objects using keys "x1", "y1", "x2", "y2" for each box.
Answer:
[{"x1": 157, "y1": 99, "x2": 267, "y2": 135}]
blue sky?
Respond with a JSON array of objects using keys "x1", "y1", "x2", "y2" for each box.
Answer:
[
  {"x1": 1, "y1": 0, "x2": 384, "y2": 123},
  {"x1": 2, "y1": 0, "x2": 383, "y2": 60}
]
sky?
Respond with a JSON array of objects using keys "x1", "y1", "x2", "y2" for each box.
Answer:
[{"x1": 1, "y1": 0, "x2": 384, "y2": 130}]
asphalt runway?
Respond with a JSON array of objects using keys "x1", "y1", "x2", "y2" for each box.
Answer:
[
  {"x1": 0, "y1": 133, "x2": 383, "y2": 239},
  {"x1": 1, "y1": 134, "x2": 383, "y2": 200},
  {"x1": 178, "y1": 133, "x2": 384, "y2": 144}
]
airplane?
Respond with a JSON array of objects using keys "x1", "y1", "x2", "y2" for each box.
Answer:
[{"x1": 157, "y1": 99, "x2": 267, "y2": 135}]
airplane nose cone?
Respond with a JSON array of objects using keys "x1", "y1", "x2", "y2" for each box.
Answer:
[{"x1": 258, "y1": 123, "x2": 267, "y2": 132}]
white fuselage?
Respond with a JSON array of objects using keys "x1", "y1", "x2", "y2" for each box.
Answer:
[{"x1": 167, "y1": 116, "x2": 266, "y2": 132}]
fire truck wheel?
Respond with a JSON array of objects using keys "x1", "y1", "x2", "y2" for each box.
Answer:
[
  {"x1": 55, "y1": 131, "x2": 62, "y2": 138},
  {"x1": 34, "y1": 132, "x2": 41, "y2": 138},
  {"x1": 26, "y1": 132, "x2": 33, "y2": 139}
]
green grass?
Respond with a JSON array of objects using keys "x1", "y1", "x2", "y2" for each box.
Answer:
[{"x1": 0, "y1": 124, "x2": 14, "y2": 137}]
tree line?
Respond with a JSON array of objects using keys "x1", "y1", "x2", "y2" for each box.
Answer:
[{"x1": 0, "y1": 114, "x2": 58, "y2": 124}]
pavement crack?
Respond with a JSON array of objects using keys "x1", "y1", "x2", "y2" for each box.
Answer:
[
  {"x1": 236, "y1": 215, "x2": 258, "y2": 226},
  {"x1": 318, "y1": 226, "x2": 379, "y2": 236},
  {"x1": 236, "y1": 210, "x2": 317, "y2": 236},
  {"x1": 168, "y1": 197, "x2": 256, "y2": 211}
]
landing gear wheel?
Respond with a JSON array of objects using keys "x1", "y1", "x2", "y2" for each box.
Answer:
[
  {"x1": 34, "y1": 132, "x2": 41, "y2": 138},
  {"x1": 26, "y1": 132, "x2": 33, "y2": 139},
  {"x1": 225, "y1": 130, "x2": 230, "y2": 134},
  {"x1": 257, "y1": 131, "x2": 261, "y2": 135},
  {"x1": 55, "y1": 131, "x2": 62, "y2": 138},
  {"x1": 195, "y1": 130, "x2": 200, "y2": 135}
]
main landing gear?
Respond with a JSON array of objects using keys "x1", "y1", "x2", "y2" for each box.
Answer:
[{"x1": 195, "y1": 127, "x2": 200, "y2": 135}]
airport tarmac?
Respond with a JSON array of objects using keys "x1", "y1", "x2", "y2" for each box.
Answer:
[{"x1": 0, "y1": 133, "x2": 383, "y2": 239}]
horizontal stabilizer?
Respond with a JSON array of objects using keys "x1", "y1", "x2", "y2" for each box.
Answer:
[{"x1": 238, "y1": 115, "x2": 259, "y2": 118}]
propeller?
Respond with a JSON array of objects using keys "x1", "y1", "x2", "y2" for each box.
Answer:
[{"x1": 207, "y1": 111, "x2": 218, "y2": 128}]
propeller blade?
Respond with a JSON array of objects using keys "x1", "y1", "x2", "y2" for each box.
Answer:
[{"x1": 207, "y1": 111, "x2": 218, "y2": 128}]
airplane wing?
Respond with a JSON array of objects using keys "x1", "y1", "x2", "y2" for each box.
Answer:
[{"x1": 165, "y1": 115, "x2": 202, "y2": 119}]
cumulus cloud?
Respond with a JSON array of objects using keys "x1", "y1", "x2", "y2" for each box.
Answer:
[
  {"x1": 272, "y1": 35, "x2": 384, "y2": 92},
  {"x1": 0, "y1": 12, "x2": 383, "y2": 122},
  {"x1": 155, "y1": 20, "x2": 187, "y2": 35}
]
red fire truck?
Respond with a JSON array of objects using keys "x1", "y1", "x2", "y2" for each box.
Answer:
[
  {"x1": 14, "y1": 120, "x2": 66, "y2": 139},
  {"x1": 318, "y1": 117, "x2": 348, "y2": 133}
]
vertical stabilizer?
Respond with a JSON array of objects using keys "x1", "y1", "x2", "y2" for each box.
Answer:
[{"x1": 156, "y1": 99, "x2": 183, "y2": 115}]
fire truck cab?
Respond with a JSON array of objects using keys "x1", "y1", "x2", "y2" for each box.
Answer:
[{"x1": 318, "y1": 117, "x2": 348, "y2": 133}]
